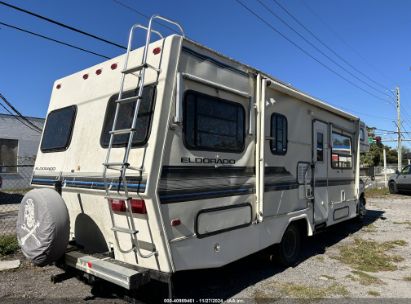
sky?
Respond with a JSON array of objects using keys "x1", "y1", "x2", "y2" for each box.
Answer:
[{"x1": 0, "y1": 0, "x2": 410, "y2": 148}]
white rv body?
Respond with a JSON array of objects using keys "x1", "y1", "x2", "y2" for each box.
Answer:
[{"x1": 32, "y1": 31, "x2": 368, "y2": 284}]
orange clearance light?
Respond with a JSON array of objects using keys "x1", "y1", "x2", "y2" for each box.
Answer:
[
  {"x1": 111, "y1": 63, "x2": 118, "y2": 70},
  {"x1": 153, "y1": 47, "x2": 161, "y2": 55},
  {"x1": 56, "y1": 84, "x2": 61, "y2": 89},
  {"x1": 83, "y1": 74, "x2": 89, "y2": 80},
  {"x1": 96, "y1": 69, "x2": 102, "y2": 75}
]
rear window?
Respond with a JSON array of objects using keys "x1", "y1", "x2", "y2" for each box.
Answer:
[
  {"x1": 100, "y1": 85, "x2": 156, "y2": 148},
  {"x1": 40, "y1": 105, "x2": 77, "y2": 152}
]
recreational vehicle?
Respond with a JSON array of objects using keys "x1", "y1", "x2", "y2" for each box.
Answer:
[{"x1": 17, "y1": 16, "x2": 369, "y2": 294}]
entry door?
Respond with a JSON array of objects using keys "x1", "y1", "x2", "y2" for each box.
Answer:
[{"x1": 313, "y1": 121, "x2": 329, "y2": 224}]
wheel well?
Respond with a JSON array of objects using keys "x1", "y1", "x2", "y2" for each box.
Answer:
[
  {"x1": 360, "y1": 192, "x2": 365, "y2": 203},
  {"x1": 289, "y1": 219, "x2": 309, "y2": 238}
]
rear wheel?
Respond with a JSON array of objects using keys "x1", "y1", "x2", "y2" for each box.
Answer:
[
  {"x1": 389, "y1": 181, "x2": 398, "y2": 194},
  {"x1": 274, "y1": 223, "x2": 301, "y2": 267},
  {"x1": 357, "y1": 195, "x2": 367, "y2": 220}
]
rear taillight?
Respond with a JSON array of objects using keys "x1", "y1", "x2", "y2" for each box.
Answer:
[
  {"x1": 130, "y1": 199, "x2": 147, "y2": 214},
  {"x1": 110, "y1": 199, "x2": 126, "y2": 212},
  {"x1": 110, "y1": 198, "x2": 147, "y2": 214}
]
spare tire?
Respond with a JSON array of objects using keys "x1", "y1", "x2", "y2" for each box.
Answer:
[{"x1": 16, "y1": 188, "x2": 70, "y2": 266}]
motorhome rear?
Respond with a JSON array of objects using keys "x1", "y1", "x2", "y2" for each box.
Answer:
[{"x1": 17, "y1": 16, "x2": 369, "y2": 293}]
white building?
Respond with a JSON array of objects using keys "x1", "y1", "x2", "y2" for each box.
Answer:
[{"x1": 0, "y1": 113, "x2": 44, "y2": 190}]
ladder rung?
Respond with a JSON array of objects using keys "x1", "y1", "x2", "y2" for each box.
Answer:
[
  {"x1": 115, "y1": 96, "x2": 142, "y2": 104},
  {"x1": 109, "y1": 128, "x2": 136, "y2": 135},
  {"x1": 111, "y1": 227, "x2": 138, "y2": 235},
  {"x1": 127, "y1": 166, "x2": 143, "y2": 171},
  {"x1": 105, "y1": 167, "x2": 122, "y2": 171},
  {"x1": 103, "y1": 162, "x2": 130, "y2": 167},
  {"x1": 122, "y1": 63, "x2": 160, "y2": 74}
]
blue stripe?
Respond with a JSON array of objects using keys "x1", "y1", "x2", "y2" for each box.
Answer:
[{"x1": 32, "y1": 178, "x2": 145, "y2": 190}]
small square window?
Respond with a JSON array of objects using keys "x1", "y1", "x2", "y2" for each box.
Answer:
[
  {"x1": 317, "y1": 132, "x2": 324, "y2": 162},
  {"x1": 100, "y1": 85, "x2": 156, "y2": 148},
  {"x1": 41, "y1": 106, "x2": 76, "y2": 152},
  {"x1": 270, "y1": 113, "x2": 287, "y2": 155}
]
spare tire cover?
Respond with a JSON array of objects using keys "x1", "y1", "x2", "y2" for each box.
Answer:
[{"x1": 16, "y1": 188, "x2": 70, "y2": 266}]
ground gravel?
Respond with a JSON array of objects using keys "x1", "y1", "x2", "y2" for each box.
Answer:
[{"x1": 0, "y1": 194, "x2": 410, "y2": 303}]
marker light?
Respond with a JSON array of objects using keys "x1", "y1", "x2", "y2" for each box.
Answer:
[
  {"x1": 83, "y1": 74, "x2": 89, "y2": 80},
  {"x1": 96, "y1": 69, "x2": 102, "y2": 75},
  {"x1": 111, "y1": 63, "x2": 118, "y2": 70},
  {"x1": 171, "y1": 219, "x2": 181, "y2": 226},
  {"x1": 153, "y1": 47, "x2": 161, "y2": 55},
  {"x1": 56, "y1": 84, "x2": 61, "y2": 89},
  {"x1": 110, "y1": 199, "x2": 126, "y2": 212},
  {"x1": 130, "y1": 199, "x2": 147, "y2": 214}
]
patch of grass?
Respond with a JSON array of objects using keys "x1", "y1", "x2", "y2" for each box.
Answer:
[
  {"x1": 273, "y1": 282, "x2": 349, "y2": 299},
  {"x1": 334, "y1": 238, "x2": 407, "y2": 272},
  {"x1": 367, "y1": 290, "x2": 381, "y2": 297},
  {"x1": 0, "y1": 235, "x2": 19, "y2": 256},
  {"x1": 363, "y1": 223, "x2": 377, "y2": 232},
  {"x1": 384, "y1": 240, "x2": 407, "y2": 249},
  {"x1": 351, "y1": 270, "x2": 384, "y2": 286},
  {"x1": 403, "y1": 276, "x2": 411, "y2": 282},
  {"x1": 393, "y1": 221, "x2": 411, "y2": 229},
  {"x1": 365, "y1": 187, "x2": 389, "y2": 198},
  {"x1": 254, "y1": 290, "x2": 278, "y2": 304},
  {"x1": 320, "y1": 275, "x2": 335, "y2": 280}
]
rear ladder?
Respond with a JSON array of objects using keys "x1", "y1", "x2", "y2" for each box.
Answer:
[{"x1": 102, "y1": 16, "x2": 184, "y2": 259}]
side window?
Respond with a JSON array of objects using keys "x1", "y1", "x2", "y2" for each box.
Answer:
[
  {"x1": 41, "y1": 105, "x2": 76, "y2": 152},
  {"x1": 183, "y1": 91, "x2": 245, "y2": 152},
  {"x1": 401, "y1": 166, "x2": 410, "y2": 175},
  {"x1": 360, "y1": 128, "x2": 365, "y2": 142},
  {"x1": 316, "y1": 132, "x2": 324, "y2": 162},
  {"x1": 270, "y1": 113, "x2": 288, "y2": 155},
  {"x1": 101, "y1": 85, "x2": 156, "y2": 148},
  {"x1": 331, "y1": 132, "x2": 352, "y2": 169},
  {"x1": 0, "y1": 139, "x2": 18, "y2": 173}
]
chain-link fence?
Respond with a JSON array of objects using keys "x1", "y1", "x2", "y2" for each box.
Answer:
[{"x1": 0, "y1": 164, "x2": 34, "y2": 236}]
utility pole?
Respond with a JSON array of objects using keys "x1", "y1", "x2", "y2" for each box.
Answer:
[
  {"x1": 396, "y1": 86, "x2": 402, "y2": 171},
  {"x1": 383, "y1": 148, "x2": 387, "y2": 187}
]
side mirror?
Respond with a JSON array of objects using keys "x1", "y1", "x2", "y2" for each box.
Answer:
[{"x1": 395, "y1": 169, "x2": 400, "y2": 175}]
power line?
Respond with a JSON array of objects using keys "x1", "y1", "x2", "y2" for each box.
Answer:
[
  {"x1": 0, "y1": 96, "x2": 41, "y2": 133},
  {"x1": 257, "y1": 0, "x2": 392, "y2": 101},
  {"x1": 299, "y1": 0, "x2": 397, "y2": 86},
  {"x1": 0, "y1": 21, "x2": 111, "y2": 59},
  {"x1": 234, "y1": 0, "x2": 395, "y2": 105},
  {"x1": 0, "y1": 93, "x2": 42, "y2": 132},
  {"x1": 0, "y1": 1, "x2": 126, "y2": 50},
  {"x1": 270, "y1": 0, "x2": 393, "y2": 95},
  {"x1": 338, "y1": 106, "x2": 393, "y2": 121},
  {"x1": 0, "y1": 103, "x2": 41, "y2": 133},
  {"x1": 111, "y1": 0, "x2": 186, "y2": 37}
]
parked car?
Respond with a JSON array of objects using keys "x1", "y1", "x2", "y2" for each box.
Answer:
[{"x1": 388, "y1": 166, "x2": 411, "y2": 193}]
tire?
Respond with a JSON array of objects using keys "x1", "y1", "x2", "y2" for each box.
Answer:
[
  {"x1": 357, "y1": 196, "x2": 367, "y2": 220},
  {"x1": 274, "y1": 223, "x2": 301, "y2": 267},
  {"x1": 389, "y1": 181, "x2": 398, "y2": 194},
  {"x1": 16, "y1": 188, "x2": 70, "y2": 266}
]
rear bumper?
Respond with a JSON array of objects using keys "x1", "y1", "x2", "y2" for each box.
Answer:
[{"x1": 64, "y1": 248, "x2": 152, "y2": 290}]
